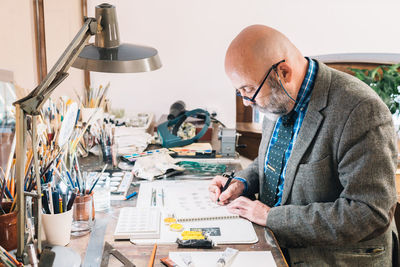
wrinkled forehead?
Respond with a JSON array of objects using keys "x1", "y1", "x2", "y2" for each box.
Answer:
[
  {"x1": 226, "y1": 65, "x2": 265, "y2": 90},
  {"x1": 225, "y1": 54, "x2": 270, "y2": 89},
  {"x1": 226, "y1": 44, "x2": 273, "y2": 77}
]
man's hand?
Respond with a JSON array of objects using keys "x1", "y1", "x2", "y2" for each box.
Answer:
[
  {"x1": 208, "y1": 175, "x2": 244, "y2": 205},
  {"x1": 227, "y1": 197, "x2": 270, "y2": 226}
]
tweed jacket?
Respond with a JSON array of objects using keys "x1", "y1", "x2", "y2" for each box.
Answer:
[{"x1": 236, "y1": 61, "x2": 399, "y2": 266}]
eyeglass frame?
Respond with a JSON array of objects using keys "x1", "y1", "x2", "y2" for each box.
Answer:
[{"x1": 236, "y1": 59, "x2": 286, "y2": 103}]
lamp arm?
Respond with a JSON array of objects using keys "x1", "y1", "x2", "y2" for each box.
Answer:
[
  {"x1": 13, "y1": 16, "x2": 97, "y2": 262},
  {"x1": 14, "y1": 17, "x2": 97, "y2": 115}
]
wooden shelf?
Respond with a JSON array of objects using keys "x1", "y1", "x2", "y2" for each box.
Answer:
[{"x1": 236, "y1": 122, "x2": 262, "y2": 160}]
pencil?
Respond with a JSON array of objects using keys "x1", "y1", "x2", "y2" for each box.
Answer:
[
  {"x1": 59, "y1": 196, "x2": 63, "y2": 213},
  {"x1": 148, "y1": 243, "x2": 157, "y2": 267},
  {"x1": 10, "y1": 175, "x2": 15, "y2": 199},
  {"x1": 125, "y1": 191, "x2": 137, "y2": 200},
  {"x1": 0, "y1": 245, "x2": 19, "y2": 266},
  {"x1": 10, "y1": 193, "x2": 17, "y2": 212}
]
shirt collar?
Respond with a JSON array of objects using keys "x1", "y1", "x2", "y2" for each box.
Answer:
[{"x1": 293, "y1": 57, "x2": 318, "y2": 113}]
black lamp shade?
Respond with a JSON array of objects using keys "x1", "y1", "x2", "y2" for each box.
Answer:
[
  {"x1": 72, "y1": 3, "x2": 161, "y2": 73},
  {"x1": 73, "y1": 43, "x2": 162, "y2": 73}
]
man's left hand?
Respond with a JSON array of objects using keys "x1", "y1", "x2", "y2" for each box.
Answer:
[{"x1": 226, "y1": 196, "x2": 271, "y2": 226}]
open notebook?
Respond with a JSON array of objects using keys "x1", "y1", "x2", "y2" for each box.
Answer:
[
  {"x1": 164, "y1": 181, "x2": 239, "y2": 221},
  {"x1": 133, "y1": 180, "x2": 258, "y2": 245}
]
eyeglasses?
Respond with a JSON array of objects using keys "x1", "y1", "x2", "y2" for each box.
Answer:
[{"x1": 236, "y1": 59, "x2": 286, "y2": 103}]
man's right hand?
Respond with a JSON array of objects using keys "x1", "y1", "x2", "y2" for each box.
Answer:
[{"x1": 208, "y1": 175, "x2": 245, "y2": 205}]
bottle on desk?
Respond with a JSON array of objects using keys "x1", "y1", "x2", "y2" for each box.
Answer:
[{"x1": 93, "y1": 175, "x2": 111, "y2": 212}]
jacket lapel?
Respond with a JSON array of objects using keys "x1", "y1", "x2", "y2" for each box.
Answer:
[{"x1": 280, "y1": 61, "x2": 331, "y2": 205}]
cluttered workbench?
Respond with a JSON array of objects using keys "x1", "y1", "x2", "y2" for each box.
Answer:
[
  {"x1": 70, "y1": 155, "x2": 288, "y2": 267},
  {"x1": 0, "y1": 3, "x2": 288, "y2": 264},
  {"x1": 0, "y1": 80, "x2": 288, "y2": 266}
]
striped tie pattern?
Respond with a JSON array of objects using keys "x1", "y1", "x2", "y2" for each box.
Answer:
[{"x1": 261, "y1": 111, "x2": 296, "y2": 207}]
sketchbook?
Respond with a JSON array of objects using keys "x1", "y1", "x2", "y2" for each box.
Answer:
[
  {"x1": 164, "y1": 181, "x2": 238, "y2": 221},
  {"x1": 133, "y1": 180, "x2": 258, "y2": 245}
]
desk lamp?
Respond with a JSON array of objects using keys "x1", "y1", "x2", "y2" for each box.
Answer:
[{"x1": 13, "y1": 3, "x2": 161, "y2": 262}]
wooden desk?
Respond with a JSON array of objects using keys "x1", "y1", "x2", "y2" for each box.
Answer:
[
  {"x1": 71, "y1": 157, "x2": 288, "y2": 266},
  {"x1": 68, "y1": 199, "x2": 287, "y2": 266}
]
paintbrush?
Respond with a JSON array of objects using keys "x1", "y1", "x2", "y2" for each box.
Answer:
[
  {"x1": 88, "y1": 164, "x2": 107, "y2": 194},
  {"x1": 0, "y1": 174, "x2": 7, "y2": 214}
]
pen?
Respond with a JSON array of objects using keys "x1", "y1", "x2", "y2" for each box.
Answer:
[
  {"x1": 67, "y1": 188, "x2": 78, "y2": 211},
  {"x1": 151, "y1": 188, "x2": 157, "y2": 206},
  {"x1": 162, "y1": 170, "x2": 183, "y2": 179},
  {"x1": 217, "y1": 172, "x2": 235, "y2": 202},
  {"x1": 161, "y1": 188, "x2": 165, "y2": 207},
  {"x1": 52, "y1": 191, "x2": 60, "y2": 214},
  {"x1": 216, "y1": 247, "x2": 238, "y2": 267},
  {"x1": 41, "y1": 192, "x2": 51, "y2": 214},
  {"x1": 62, "y1": 191, "x2": 68, "y2": 212},
  {"x1": 125, "y1": 191, "x2": 137, "y2": 200}
]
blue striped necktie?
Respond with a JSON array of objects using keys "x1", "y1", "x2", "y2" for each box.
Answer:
[{"x1": 261, "y1": 111, "x2": 296, "y2": 207}]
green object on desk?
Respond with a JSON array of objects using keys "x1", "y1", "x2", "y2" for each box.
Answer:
[{"x1": 176, "y1": 161, "x2": 226, "y2": 176}]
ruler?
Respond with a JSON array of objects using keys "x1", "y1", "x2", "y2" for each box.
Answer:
[
  {"x1": 83, "y1": 217, "x2": 110, "y2": 267},
  {"x1": 82, "y1": 217, "x2": 135, "y2": 267}
]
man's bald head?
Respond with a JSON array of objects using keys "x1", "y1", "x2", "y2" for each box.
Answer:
[
  {"x1": 225, "y1": 25, "x2": 301, "y2": 78},
  {"x1": 225, "y1": 25, "x2": 308, "y2": 115}
]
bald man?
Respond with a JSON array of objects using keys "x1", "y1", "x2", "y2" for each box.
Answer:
[{"x1": 209, "y1": 25, "x2": 399, "y2": 266}]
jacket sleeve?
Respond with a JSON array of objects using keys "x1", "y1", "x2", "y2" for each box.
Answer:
[
  {"x1": 235, "y1": 155, "x2": 260, "y2": 197},
  {"x1": 234, "y1": 116, "x2": 274, "y2": 196},
  {"x1": 266, "y1": 97, "x2": 398, "y2": 248}
]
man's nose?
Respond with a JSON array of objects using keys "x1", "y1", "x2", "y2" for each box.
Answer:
[{"x1": 243, "y1": 98, "x2": 253, "y2": 106}]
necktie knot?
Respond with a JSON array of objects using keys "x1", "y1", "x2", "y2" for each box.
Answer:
[{"x1": 282, "y1": 110, "x2": 297, "y2": 127}]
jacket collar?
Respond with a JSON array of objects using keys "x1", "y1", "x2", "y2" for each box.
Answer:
[{"x1": 280, "y1": 60, "x2": 331, "y2": 204}]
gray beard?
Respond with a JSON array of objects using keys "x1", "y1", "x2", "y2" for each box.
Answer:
[
  {"x1": 254, "y1": 78, "x2": 292, "y2": 117},
  {"x1": 254, "y1": 105, "x2": 280, "y2": 121},
  {"x1": 268, "y1": 76, "x2": 292, "y2": 114}
]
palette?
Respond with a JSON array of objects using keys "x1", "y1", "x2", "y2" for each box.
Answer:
[{"x1": 91, "y1": 171, "x2": 133, "y2": 200}]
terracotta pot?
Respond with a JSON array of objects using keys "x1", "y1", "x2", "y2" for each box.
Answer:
[{"x1": 0, "y1": 202, "x2": 17, "y2": 251}]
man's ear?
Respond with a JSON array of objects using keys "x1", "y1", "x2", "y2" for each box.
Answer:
[{"x1": 277, "y1": 62, "x2": 292, "y2": 83}]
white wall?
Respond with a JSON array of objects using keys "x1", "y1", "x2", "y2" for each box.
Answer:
[
  {"x1": 44, "y1": 0, "x2": 85, "y2": 101},
  {"x1": 89, "y1": 1, "x2": 400, "y2": 127},
  {"x1": 0, "y1": 1, "x2": 84, "y2": 102},
  {"x1": 2, "y1": 1, "x2": 400, "y2": 127},
  {"x1": 0, "y1": 1, "x2": 37, "y2": 91}
]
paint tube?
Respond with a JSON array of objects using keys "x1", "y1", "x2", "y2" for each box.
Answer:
[{"x1": 216, "y1": 247, "x2": 239, "y2": 267}]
